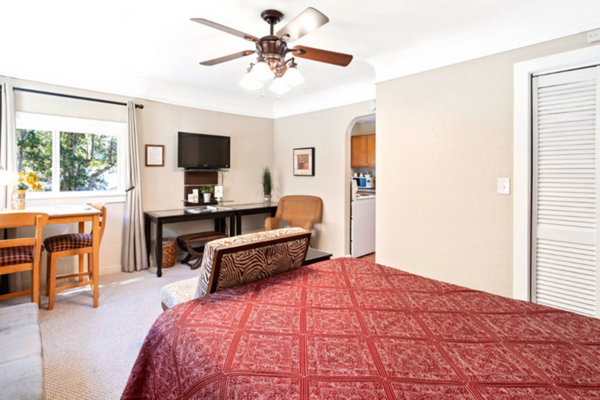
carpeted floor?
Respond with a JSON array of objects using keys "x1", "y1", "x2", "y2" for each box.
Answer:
[{"x1": 0, "y1": 263, "x2": 198, "y2": 400}]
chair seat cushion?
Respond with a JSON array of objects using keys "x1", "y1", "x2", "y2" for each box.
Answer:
[
  {"x1": 176, "y1": 231, "x2": 228, "y2": 251},
  {"x1": 160, "y1": 277, "x2": 197, "y2": 309},
  {"x1": 0, "y1": 246, "x2": 34, "y2": 267},
  {"x1": 44, "y1": 233, "x2": 92, "y2": 253},
  {"x1": 0, "y1": 303, "x2": 45, "y2": 400}
]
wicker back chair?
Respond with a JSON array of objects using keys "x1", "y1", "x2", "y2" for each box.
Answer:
[
  {"x1": 265, "y1": 195, "x2": 323, "y2": 245},
  {"x1": 265, "y1": 195, "x2": 323, "y2": 231}
]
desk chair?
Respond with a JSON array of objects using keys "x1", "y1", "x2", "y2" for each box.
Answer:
[
  {"x1": 265, "y1": 195, "x2": 323, "y2": 246},
  {"x1": 44, "y1": 202, "x2": 106, "y2": 310},
  {"x1": 0, "y1": 212, "x2": 49, "y2": 307}
]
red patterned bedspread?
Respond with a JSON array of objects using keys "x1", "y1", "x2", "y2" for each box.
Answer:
[{"x1": 122, "y1": 258, "x2": 600, "y2": 399}]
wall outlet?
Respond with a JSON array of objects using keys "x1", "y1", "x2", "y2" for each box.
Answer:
[
  {"x1": 588, "y1": 28, "x2": 600, "y2": 43},
  {"x1": 498, "y1": 178, "x2": 510, "y2": 195}
]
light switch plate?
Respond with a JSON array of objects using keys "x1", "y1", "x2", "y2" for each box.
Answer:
[{"x1": 498, "y1": 178, "x2": 510, "y2": 195}]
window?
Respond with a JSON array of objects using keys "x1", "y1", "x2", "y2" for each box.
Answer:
[{"x1": 15, "y1": 112, "x2": 126, "y2": 198}]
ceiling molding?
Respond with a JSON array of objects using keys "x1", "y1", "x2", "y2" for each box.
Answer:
[
  {"x1": 3, "y1": 12, "x2": 599, "y2": 121},
  {"x1": 0, "y1": 71, "x2": 276, "y2": 119},
  {"x1": 370, "y1": 21, "x2": 600, "y2": 84}
]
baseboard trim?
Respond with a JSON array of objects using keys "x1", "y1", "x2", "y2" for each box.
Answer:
[{"x1": 100, "y1": 264, "x2": 122, "y2": 276}]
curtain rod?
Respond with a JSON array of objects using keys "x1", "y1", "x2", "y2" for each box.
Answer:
[{"x1": 13, "y1": 87, "x2": 144, "y2": 109}]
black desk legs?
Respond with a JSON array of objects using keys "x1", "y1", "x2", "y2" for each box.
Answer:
[
  {"x1": 156, "y1": 220, "x2": 163, "y2": 277},
  {"x1": 236, "y1": 214, "x2": 242, "y2": 236},
  {"x1": 215, "y1": 218, "x2": 229, "y2": 234},
  {"x1": 144, "y1": 215, "x2": 152, "y2": 270},
  {"x1": 229, "y1": 216, "x2": 236, "y2": 237}
]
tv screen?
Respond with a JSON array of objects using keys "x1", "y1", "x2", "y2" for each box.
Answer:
[{"x1": 177, "y1": 132, "x2": 230, "y2": 169}]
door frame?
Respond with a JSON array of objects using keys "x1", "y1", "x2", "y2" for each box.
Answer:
[{"x1": 513, "y1": 45, "x2": 600, "y2": 301}]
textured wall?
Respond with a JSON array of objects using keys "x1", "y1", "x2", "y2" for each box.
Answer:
[{"x1": 376, "y1": 33, "x2": 598, "y2": 297}]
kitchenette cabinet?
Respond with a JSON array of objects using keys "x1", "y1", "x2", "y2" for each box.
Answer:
[{"x1": 351, "y1": 134, "x2": 376, "y2": 168}]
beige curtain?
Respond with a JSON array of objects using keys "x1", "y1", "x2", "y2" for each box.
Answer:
[
  {"x1": 1, "y1": 83, "x2": 21, "y2": 291},
  {"x1": 122, "y1": 101, "x2": 148, "y2": 272}
]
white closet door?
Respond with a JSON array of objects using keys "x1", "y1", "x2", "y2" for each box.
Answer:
[{"x1": 532, "y1": 66, "x2": 600, "y2": 317}]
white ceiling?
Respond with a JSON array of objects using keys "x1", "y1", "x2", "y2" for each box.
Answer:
[{"x1": 1, "y1": 0, "x2": 599, "y2": 118}]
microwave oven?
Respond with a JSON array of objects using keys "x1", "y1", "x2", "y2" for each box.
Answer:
[{"x1": 353, "y1": 177, "x2": 374, "y2": 189}]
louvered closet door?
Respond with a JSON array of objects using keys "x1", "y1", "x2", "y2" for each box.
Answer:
[{"x1": 532, "y1": 66, "x2": 600, "y2": 317}]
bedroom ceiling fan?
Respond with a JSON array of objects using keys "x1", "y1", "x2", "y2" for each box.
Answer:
[{"x1": 191, "y1": 7, "x2": 353, "y2": 95}]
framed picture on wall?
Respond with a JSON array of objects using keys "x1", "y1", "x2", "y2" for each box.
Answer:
[
  {"x1": 145, "y1": 144, "x2": 165, "y2": 167},
  {"x1": 293, "y1": 147, "x2": 315, "y2": 176}
]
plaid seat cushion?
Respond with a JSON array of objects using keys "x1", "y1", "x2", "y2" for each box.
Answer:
[
  {"x1": 44, "y1": 233, "x2": 92, "y2": 253},
  {"x1": 0, "y1": 246, "x2": 34, "y2": 267}
]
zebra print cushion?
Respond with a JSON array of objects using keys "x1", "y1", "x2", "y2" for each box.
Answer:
[{"x1": 195, "y1": 228, "x2": 311, "y2": 298}]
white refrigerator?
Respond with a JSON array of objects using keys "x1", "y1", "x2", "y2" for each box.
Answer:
[{"x1": 351, "y1": 181, "x2": 376, "y2": 257}]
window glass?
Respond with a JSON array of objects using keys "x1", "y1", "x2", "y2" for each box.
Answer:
[
  {"x1": 15, "y1": 112, "x2": 125, "y2": 196},
  {"x1": 60, "y1": 132, "x2": 118, "y2": 192},
  {"x1": 16, "y1": 129, "x2": 53, "y2": 191}
]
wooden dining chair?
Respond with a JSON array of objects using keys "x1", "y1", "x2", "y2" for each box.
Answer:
[
  {"x1": 44, "y1": 202, "x2": 106, "y2": 310},
  {"x1": 0, "y1": 212, "x2": 49, "y2": 307}
]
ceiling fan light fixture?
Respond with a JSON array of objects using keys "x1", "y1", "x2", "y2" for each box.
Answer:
[
  {"x1": 284, "y1": 66, "x2": 304, "y2": 86},
  {"x1": 251, "y1": 59, "x2": 274, "y2": 81},
  {"x1": 269, "y1": 78, "x2": 291, "y2": 94},
  {"x1": 239, "y1": 72, "x2": 263, "y2": 90}
]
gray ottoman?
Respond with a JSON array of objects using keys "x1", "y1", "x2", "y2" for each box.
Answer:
[{"x1": 0, "y1": 303, "x2": 45, "y2": 400}]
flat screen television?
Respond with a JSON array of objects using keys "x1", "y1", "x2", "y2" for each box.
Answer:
[{"x1": 177, "y1": 132, "x2": 231, "y2": 169}]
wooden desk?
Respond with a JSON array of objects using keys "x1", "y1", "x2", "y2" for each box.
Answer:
[
  {"x1": 25, "y1": 206, "x2": 102, "y2": 308},
  {"x1": 144, "y1": 208, "x2": 236, "y2": 277},
  {"x1": 232, "y1": 203, "x2": 278, "y2": 235},
  {"x1": 144, "y1": 203, "x2": 278, "y2": 277}
]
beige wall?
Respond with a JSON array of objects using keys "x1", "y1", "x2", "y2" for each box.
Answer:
[
  {"x1": 351, "y1": 119, "x2": 376, "y2": 136},
  {"x1": 135, "y1": 98, "x2": 274, "y2": 246},
  {"x1": 273, "y1": 103, "x2": 373, "y2": 257},
  {"x1": 2, "y1": 76, "x2": 274, "y2": 290},
  {"x1": 376, "y1": 33, "x2": 599, "y2": 297}
]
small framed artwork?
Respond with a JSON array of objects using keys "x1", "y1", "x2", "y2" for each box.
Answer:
[
  {"x1": 145, "y1": 145, "x2": 165, "y2": 167},
  {"x1": 293, "y1": 147, "x2": 315, "y2": 176}
]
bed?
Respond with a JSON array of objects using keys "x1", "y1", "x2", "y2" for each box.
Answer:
[{"x1": 122, "y1": 258, "x2": 600, "y2": 399}]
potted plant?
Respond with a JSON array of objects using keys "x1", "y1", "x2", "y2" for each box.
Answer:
[
  {"x1": 201, "y1": 185, "x2": 213, "y2": 203},
  {"x1": 13, "y1": 172, "x2": 42, "y2": 210},
  {"x1": 262, "y1": 167, "x2": 272, "y2": 203}
]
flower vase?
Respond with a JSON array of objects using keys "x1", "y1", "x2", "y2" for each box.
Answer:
[
  {"x1": 203, "y1": 193, "x2": 212, "y2": 203},
  {"x1": 11, "y1": 190, "x2": 26, "y2": 210},
  {"x1": 264, "y1": 194, "x2": 271, "y2": 204}
]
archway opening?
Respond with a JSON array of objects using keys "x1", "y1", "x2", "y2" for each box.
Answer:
[{"x1": 344, "y1": 113, "x2": 376, "y2": 256}]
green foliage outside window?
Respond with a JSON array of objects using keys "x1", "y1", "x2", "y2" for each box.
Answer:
[
  {"x1": 16, "y1": 129, "x2": 52, "y2": 191},
  {"x1": 16, "y1": 129, "x2": 118, "y2": 192},
  {"x1": 60, "y1": 132, "x2": 117, "y2": 191}
]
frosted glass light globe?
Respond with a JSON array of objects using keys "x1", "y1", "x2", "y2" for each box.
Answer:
[
  {"x1": 284, "y1": 66, "x2": 304, "y2": 86},
  {"x1": 269, "y1": 79, "x2": 291, "y2": 94},
  {"x1": 251, "y1": 60, "x2": 274, "y2": 81},
  {"x1": 239, "y1": 73, "x2": 263, "y2": 90}
]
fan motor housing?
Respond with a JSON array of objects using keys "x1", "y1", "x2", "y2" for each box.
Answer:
[{"x1": 257, "y1": 35, "x2": 287, "y2": 59}]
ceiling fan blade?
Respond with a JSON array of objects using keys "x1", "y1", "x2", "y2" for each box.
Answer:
[
  {"x1": 276, "y1": 7, "x2": 329, "y2": 42},
  {"x1": 191, "y1": 18, "x2": 259, "y2": 42},
  {"x1": 291, "y1": 46, "x2": 353, "y2": 67},
  {"x1": 200, "y1": 50, "x2": 256, "y2": 66}
]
